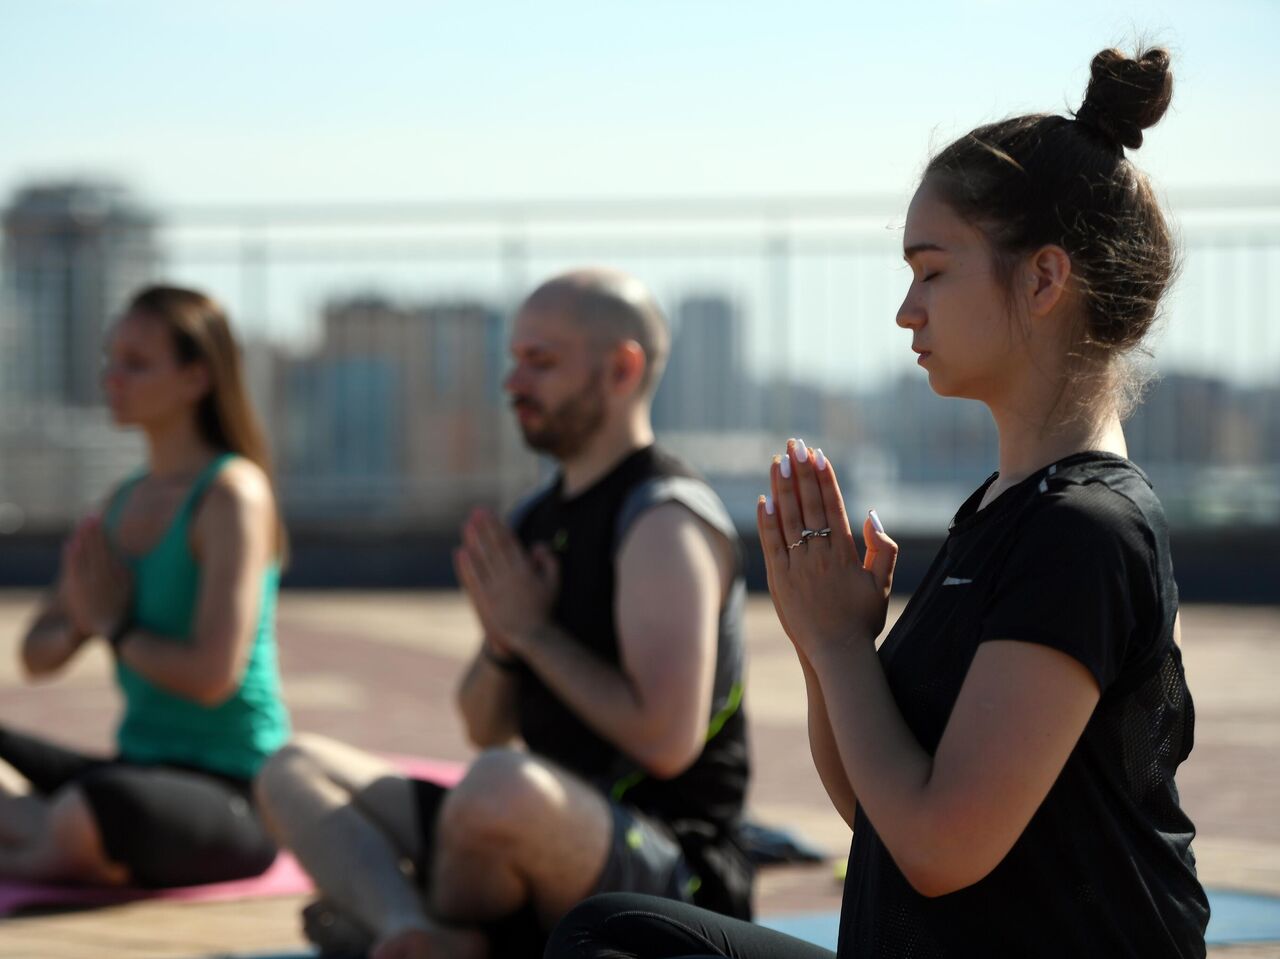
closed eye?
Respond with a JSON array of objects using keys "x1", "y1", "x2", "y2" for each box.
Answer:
[{"x1": 922, "y1": 272, "x2": 941, "y2": 283}]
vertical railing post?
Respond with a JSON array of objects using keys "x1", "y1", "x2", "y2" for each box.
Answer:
[{"x1": 767, "y1": 231, "x2": 791, "y2": 437}]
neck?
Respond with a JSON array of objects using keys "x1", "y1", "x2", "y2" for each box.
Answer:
[
  {"x1": 142, "y1": 415, "x2": 219, "y2": 480},
  {"x1": 986, "y1": 394, "x2": 1126, "y2": 499},
  {"x1": 560, "y1": 406, "x2": 654, "y2": 497}
]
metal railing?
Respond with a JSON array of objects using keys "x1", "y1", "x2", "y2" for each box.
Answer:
[{"x1": 2, "y1": 187, "x2": 1278, "y2": 535}]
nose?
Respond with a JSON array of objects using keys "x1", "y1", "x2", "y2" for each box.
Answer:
[
  {"x1": 896, "y1": 286, "x2": 926, "y2": 331},
  {"x1": 502, "y1": 364, "x2": 523, "y2": 395}
]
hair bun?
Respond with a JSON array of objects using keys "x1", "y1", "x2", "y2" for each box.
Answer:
[{"x1": 1074, "y1": 47, "x2": 1173, "y2": 150}]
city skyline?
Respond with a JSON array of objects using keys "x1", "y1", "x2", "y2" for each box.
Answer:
[{"x1": 0, "y1": 177, "x2": 1276, "y2": 535}]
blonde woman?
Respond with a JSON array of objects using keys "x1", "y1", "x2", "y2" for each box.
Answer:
[{"x1": 1, "y1": 286, "x2": 290, "y2": 888}]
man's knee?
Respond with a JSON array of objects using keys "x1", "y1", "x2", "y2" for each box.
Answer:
[{"x1": 440, "y1": 749, "x2": 566, "y2": 847}]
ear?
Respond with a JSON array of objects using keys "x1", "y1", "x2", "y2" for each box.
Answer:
[
  {"x1": 609, "y1": 340, "x2": 648, "y2": 396},
  {"x1": 181, "y1": 360, "x2": 212, "y2": 404},
  {"x1": 1023, "y1": 244, "x2": 1073, "y2": 318}
]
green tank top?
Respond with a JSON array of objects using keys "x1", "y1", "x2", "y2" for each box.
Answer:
[{"x1": 104, "y1": 452, "x2": 290, "y2": 781}]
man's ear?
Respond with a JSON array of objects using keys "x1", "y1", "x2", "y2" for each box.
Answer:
[
  {"x1": 1024, "y1": 244, "x2": 1073, "y2": 318},
  {"x1": 610, "y1": 340, "x2": 648, "y2": 395}
]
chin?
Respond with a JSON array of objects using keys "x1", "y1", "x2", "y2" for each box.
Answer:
[
  {"x1": 922, "y1": 369, "x2": 949, "y2": 395},
  {"x1": 928, "y1": 375, "x2": 987, "y2": 404},
  {"x1": 519, "y1": 430, "x2": 557, "y2": 455}
]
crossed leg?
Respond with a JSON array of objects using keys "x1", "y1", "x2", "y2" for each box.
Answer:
[
  {"x1": 255, "y1": 736, "x2": 614, "y2": 959},
  {"x1": 0, "y1": 757, "x2": 129, "y2": 885}
]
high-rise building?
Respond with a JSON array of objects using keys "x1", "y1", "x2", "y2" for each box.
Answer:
[
  {"x1": 273, "y1": 294, "x2": 519, "y2": 523},
  {"x1": 0, "y1": 183, "x2": 155, "y2": 529},
  {"x1": 2, "y1": 181, "x2": 158, "y2": 406},
  {"x1": 653, "y1": 294, "x2": 749, "y2": 431}
]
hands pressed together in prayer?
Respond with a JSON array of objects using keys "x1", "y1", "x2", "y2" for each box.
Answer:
[
  {"x1": 453, "y1": 508, "x2": 559, "y2": 664},
  {"x1": 757, "y1": 439, "x2": 899, "y2": 662},
  {"x1": 452, "y1": 437, "x2": 896, "y2": 672},
  {"x1": 61, "y1": 516, "x2": 133, "y2": 643}
]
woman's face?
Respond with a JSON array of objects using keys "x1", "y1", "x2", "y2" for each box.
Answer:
[
  {"x1": 102, "y1": 311, "x2": 207, "y2": 427},
  {"x1": 896, "y1": 179, "x2": 1027, "y2": 404}
]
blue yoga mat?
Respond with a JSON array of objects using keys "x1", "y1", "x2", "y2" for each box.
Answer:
[{"x1": 760, "y1": 888, "x2": 1280, "y2": 948}]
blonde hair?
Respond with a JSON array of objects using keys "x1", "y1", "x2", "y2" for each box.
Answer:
[{"x1": 127, "y1": 285, "x2": 288, "y2": 563}]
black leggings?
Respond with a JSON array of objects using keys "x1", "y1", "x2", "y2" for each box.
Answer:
[
  {"x1": 546, "y1": 893, "x2": 836, "y2": 959},
  {"x1": 0, "y1": 725, "x2": 277, "y2": 888}
]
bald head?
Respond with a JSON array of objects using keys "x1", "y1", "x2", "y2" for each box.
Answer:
[{"x1": 520, "y1": 268, "x2": 670, "y2": 395}]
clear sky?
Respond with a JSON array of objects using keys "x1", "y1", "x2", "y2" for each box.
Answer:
[
  {"x1": 3, "y1": 0, "x2": 1277, "y2": 390},
  {"x1": 2, "y1": 0, "x2": 1277, "y2": 206}
]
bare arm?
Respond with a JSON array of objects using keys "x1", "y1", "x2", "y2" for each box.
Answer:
[
  {"x1": 455, "y1": 637, "x2": 522, "y2": 747},
  {"x1": 809, "y1": 636, "x2": 1098, "y2": 897},
  {"x1": 758, "y1": 469, "x2": 858, "y2": 828},
  {"x1": 20, "y1": 588, "x2": 91, "y2": 680},
  {"x1": 796, "y1": 649, "x2": 858, "y2": 828},
  {"x1": 116, "y1": 461, "x2": 276, "y2": 706},
  {"x1": 24, "y1": 500, "x2": 119, "y2": 679},
  {"x1": 457, "y1": 503, "x2": 729, "y2": 779},
  {"x1": 761, "y1": 441, "x2": 1100, "y2": 897},
  {"x1": 510, "y1": 504, "x2": 727, "y2": 778}
]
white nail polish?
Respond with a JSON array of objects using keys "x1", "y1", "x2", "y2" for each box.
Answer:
[
  {"x1": 780, "y1": 455, "x2": 791, "y2": 479},
  {"x1": 764, "y1": 495, "x2": 775, "y2": 515},
  {"x1": 795, "y1": 440, "x2": 809, "y2": 463},
  {"x1": 815, "y1": 448, "x2": 828, "y2": 471},
  {"x1": 869, "y1": 509, "x2": 885, "y2": 534}
]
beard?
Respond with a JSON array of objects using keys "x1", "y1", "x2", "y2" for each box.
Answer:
[{"x1": 512, "y1": 368, "x2": 607, "y2": 460}]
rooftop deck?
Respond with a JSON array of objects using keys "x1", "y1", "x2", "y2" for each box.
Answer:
[{"x1": 1, "y1": 593, "x2": 1277, "y2": 957}]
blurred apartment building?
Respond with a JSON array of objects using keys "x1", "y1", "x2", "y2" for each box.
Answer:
[
  {"x1": 0, "y1": 182, "x2": 155, "y2": 527},
  {"x1": 271, "y1": 294, "x2": 525, "y2": 525},
  {"x1": 0, "y1": 178, "x2": 1274, "y2": 540}
]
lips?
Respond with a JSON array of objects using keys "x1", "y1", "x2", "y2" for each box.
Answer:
[{"x1": 511, "y1": 400, "x2": 542, "y2": 423}]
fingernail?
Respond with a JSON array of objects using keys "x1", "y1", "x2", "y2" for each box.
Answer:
[
  {"x1": 764, "y1": 495, "x2": 775, "y2": 515},
  {"x1": 795, "y1": 440, "x2": 809, "y2": 463},
  {"x1": 815, "y1": 448, "x2": 828, "y2": 471},
  {"x1": 869, "y1": 509, "x2": 885, "y2": 534},
  {"x1": 780, "y1": 454, "x2": 791, "y2": 479}
]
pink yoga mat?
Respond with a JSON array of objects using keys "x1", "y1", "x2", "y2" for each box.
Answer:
[{"x1": 0, "y1": 754, "x2": 463, "y2": 916}]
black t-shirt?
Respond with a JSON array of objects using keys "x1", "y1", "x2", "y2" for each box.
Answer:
[
  {"x1": 512, "y1": 445, "x2": 753, "y2": 918},
  {"x1": 839, "y1": 452, "x2": 1209, "y2": 958}
]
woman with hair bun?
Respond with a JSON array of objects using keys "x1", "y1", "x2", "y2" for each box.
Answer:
[
  {"x1": 549, "y1": 46, "x2": 1209, "y2": 958},
  {"x1": 0, "y1": 286, "x2": 291, "y2": 889}
]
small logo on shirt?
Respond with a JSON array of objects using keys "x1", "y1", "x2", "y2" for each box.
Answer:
[
  {"x1": 551, "y1": 528, "x2": 569, "y2": 552},
  {"x1": 942, "y1": 576, "x2": 973, "y2": 586}
]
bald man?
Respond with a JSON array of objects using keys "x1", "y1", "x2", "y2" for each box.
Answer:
[{"x1": 255, "y1": 270, "x2": 753, "y2": 959}]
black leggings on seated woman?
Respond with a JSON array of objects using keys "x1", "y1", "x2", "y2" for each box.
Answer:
[
  {"x1": 0, "y1": 725, "x2": 277, "y2": 887},
  {"x1": 546, "y1": 893, "x2": 834, "y2": 959}
]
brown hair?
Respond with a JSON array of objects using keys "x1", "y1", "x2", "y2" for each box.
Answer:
[
  {"x1": 924, "y1": 47, "x2": 1176, "y2": 414},
  {"x1": 127, "y1": 285, "x2": 288, "y2": 562}
]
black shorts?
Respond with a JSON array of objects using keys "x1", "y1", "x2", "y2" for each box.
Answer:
[
  {"x1": 0, "y1": 725, "x2": 277, "y2": 888},
  {"x1": 408, "y1": 777, "x2": 691, "y2": 901},
  {"x1": 408, "y1": 776, "x2": 693, "y2": 957}
]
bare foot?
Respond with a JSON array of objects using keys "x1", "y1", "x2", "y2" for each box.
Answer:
[
  {"x1": 371, "y1": 924, "x2": 488, "y2": 959},
  {"x1": 301, "y1": 898, "x2": 374, "y2": 957}
]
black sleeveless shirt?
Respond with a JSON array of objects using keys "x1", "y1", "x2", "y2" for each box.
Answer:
[
  {"x1": 512, "y1": 445, "x2": 753, "y2": 918},
  {"x1": 840, "y1": 453, "x2": 1208, "y2": 957}
]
